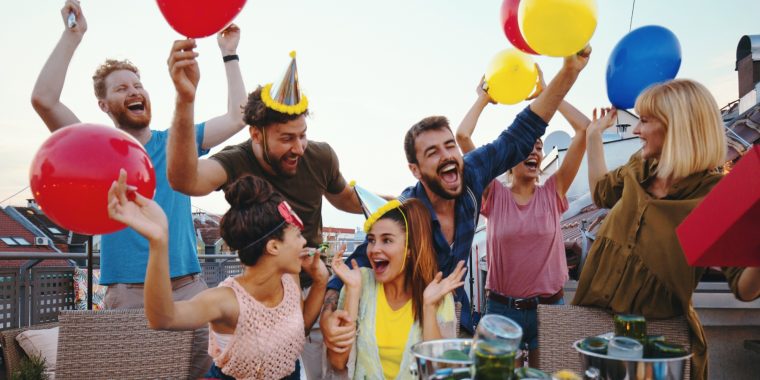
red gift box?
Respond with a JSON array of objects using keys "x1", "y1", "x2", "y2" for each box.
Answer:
[{"x1": 677, "y1": 144, "x2": 760, "y2": 267}]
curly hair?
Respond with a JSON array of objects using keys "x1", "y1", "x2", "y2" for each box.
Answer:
[
  {"x1": 92, "y1": 59, "x2": 140, "y2": 99},
  {"x1": 244, "y1": 86, "x2": 309, "y2": 129}
]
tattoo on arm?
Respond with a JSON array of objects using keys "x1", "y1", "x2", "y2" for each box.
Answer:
[{"x1": 322, "y1": 289, "x2": 339, "y2": 313}]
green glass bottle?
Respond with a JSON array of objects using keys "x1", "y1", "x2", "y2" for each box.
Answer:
[
  {"x1": 613, "y1": 314, "x2": 646, "y2": 343},
  {"x1": 514, "y1": 367, "x2": 551, "y2": 379},
  {"x1": 579, "y1": 336, "x2": 608, "y2": 355},
  {"x1": 649, "y1": 341, "x2": 689, "y2": 358},
  {"x1": 472, "y1": 343, "x2": 516, "y2": 380},
  {"x1": 644, "y1": 335, "x2": 666, "y2": 357}
]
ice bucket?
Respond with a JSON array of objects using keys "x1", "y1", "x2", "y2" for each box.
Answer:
[
  {"x1": 574, "y1": 339, "x2": 692, "y2": 380},
  {"x1": 410, "y1": 339, "x2": 473, "y2": 380}
]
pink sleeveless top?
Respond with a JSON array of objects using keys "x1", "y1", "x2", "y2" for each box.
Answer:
[{"x1": 208, "y1": 275, "x2": 305, "y2": 380}]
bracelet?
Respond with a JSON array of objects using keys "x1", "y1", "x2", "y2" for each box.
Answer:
[{"x1": 223, "y1": 54, "x2": 239, "y2": 62}]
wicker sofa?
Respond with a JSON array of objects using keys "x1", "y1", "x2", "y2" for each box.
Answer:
[{"x1": 1, "y1": 309, "x2": 195, "y2": 380}]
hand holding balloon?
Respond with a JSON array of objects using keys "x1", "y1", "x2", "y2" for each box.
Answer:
[
  {"x1": 217, "y1": 23, "x2": 241, "y2": 56},
  {"x1": 168, "y1": 39, "x2": 200, "y2": 103},
  {"x1": 60, "y1": 0, "x2": 86, "y2": 36},
  {"x1": 485, "y1": 49, "x2": 538, "y2": 105}
]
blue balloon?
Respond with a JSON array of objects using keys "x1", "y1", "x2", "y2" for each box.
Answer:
[{"x1": 606, "y1": 25, "x2": 682, "y2": 109}]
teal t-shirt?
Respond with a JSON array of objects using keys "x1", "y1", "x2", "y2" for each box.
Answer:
[{"x1": 99, "y1": 124, "x2": 209, "y2": 285}]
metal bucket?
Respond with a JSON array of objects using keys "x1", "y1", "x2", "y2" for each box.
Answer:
[
  {"x1": 410, "y1": 339, "x2": 473, "y2": 380},
  {"x1": 574, "y1": 340, "x2": 692, "y2": 380}
]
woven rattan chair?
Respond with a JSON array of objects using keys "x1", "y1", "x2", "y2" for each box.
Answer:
[
  {"x1": 55, "y1": 309, "x2": 195, "y2": 380},
  {"x1": 1, "y1": 322, "x2": 58, "y2": 379},
  {"x1": 537, "y1": 304, "x2": 691, "y2": 379}
]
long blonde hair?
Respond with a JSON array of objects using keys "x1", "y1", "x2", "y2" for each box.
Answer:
[{"x1": 635, "y1": 79, "x2": 726, "y2": 179}]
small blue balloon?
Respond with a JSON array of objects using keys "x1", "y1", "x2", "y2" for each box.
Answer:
[{"x1": 606, "y1": 25, "x2": 682, "y2": 109}]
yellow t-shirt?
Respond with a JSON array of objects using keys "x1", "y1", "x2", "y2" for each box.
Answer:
[{"x1": 375, "y1": 283, "x2": 413, "y2": 380}]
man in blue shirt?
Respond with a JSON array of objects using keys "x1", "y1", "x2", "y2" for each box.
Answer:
[
  {"x1": 321, "y1": 50, "x2": 591, "y2": 347},
  {"x1": 30, "y1": 3, "x2": 247, "y2": 377}
]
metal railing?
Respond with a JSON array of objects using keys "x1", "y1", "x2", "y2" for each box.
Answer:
[{"x1": 0, "y1": 251, "x2": 242, "y2": 330}]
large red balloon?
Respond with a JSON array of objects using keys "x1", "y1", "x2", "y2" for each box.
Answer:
[
  {"x1": 157, "y1": 0, "x2": 246, "y2": 38},
  {"x1": 500, "y1": 0, "x2": 538, "y2": 55},
  {"x1": 29, "y1": 124, "x2": 156, "y2": 235}
]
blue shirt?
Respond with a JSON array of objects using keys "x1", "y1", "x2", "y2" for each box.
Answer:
[
  {"x1": 328, "y1": 107, "x2": 547, "y2": 332},
  {"x1": 100, "y1": 124, "x2": 209, "y2": 284}
]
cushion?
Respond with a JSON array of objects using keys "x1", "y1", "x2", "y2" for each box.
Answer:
[
  {"x1": 16, "y1": 327, "x2": 59, "y2": 376},
  {"x1": 73, "y1": 268, "x2": 107, "y2": 310}
]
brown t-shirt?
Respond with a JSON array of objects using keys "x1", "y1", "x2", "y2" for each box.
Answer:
[{"x1": 211, "y1": 139, "x2": 347, "y2": 247}]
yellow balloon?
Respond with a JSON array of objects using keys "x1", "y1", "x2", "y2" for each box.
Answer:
[
  {"x1": 485, "y1": 49, "x2": 538, "y2": 105},
  {"x1": 519, "y1": 0, "x2": 597, "y2": 57}
]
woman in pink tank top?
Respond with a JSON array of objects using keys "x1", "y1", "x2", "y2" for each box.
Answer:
[
  {"x1": 107, "y1": 173, "x2": 330, "y2": 380},
  {"x1": 455, "y1": 72, "x2": 590, "y2": 368}
]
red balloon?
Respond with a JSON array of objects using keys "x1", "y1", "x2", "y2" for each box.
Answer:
[
  {"x1": 156, "y1": 0, "x2": 246, "y2": 38},
  {"x1": 29, "y1": 124, "x2": 156, "y2": 235},
  {"x1": 500, "y1": 0, "x2": 538, "y2": 55}
]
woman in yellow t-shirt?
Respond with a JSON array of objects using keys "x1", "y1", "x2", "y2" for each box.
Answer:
[{"x1": 326, "y1": 198, "x2": 466, "y2": 380}]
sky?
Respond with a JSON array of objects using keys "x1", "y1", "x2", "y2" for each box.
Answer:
[{"x1": 1, "y1": 0, "x2": 758, "y2": 230}]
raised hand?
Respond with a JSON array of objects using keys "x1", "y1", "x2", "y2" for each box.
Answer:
[
  {"x1": 563, "y1": 45, "x2": 592, "y2": 74},
  {"x1": 423, "y1": 260, "x2": 467, "y2": 308},
  {"x1": 331, "y1": 251, "x2": 362, "y2": 292},
  {"x1": 167, "y1": 39, "x2": 200, "y2": 103},
  {"x1": 476, "y1": 76, "x2": 496, "y2": 105},
  {"x1": 107, "y1": 169, "x2": 168, "y2": 244},
  {"x1": 587, "y1": 107, "x2": 617, "y2": 136},
  {"x1": 217, "y1": 24, "x2": 240, "y2": 56},
  {"x1": 526, "y1": 64, "x2": 545, "y2": 101},
  {"x1": 60, "y1": 0, "x2": 87, "y2": 37}
]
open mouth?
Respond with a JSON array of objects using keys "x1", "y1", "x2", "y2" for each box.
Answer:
[
  {"x1": 438, "y1": 162, "x2": 459, "y2": 185},
  {"x1": 126, "y1": 101, "x2": 145, "y2": 112},
  {"x1": 372, "y1": 258, "x2": 390, "y2": 275},
  {"x1": 282, "y1": 154, "x2": 299, "y2": 168},
  {"x1": 524, "y1": 156, "x2": 539, "y2": 170}
]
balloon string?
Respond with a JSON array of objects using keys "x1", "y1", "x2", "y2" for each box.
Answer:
[{"x1": 629, "y1": 0, "x2": 637, "y2": 32}]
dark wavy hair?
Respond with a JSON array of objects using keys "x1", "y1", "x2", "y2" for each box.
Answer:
[
  {"x1": 243, "y1": 86, "x2": 310, "y2": 129},
  {"x1": 220, "y1": 175, "x2": 286, "y2": 266}
]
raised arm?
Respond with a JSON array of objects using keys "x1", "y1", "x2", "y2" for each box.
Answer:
[
  {"x1": 529, "y1": 47, "x2": 591, "y2": 124},
  {"x1": 30, "y1": 0, "x2": 86, "y2": 132},
  {"x1": 325, "y1": 184, "x2": 362, "y2": 214},
  {"x1": 554, "y1": 101, "x2": 590, "y2": 197},
  {"x1": 326, "y1": 254, "x2": 362, "y2": 370},
  {"x1": 299, "y1": 248, "x2": 332, "y2": 333},
  {"x1": 422, "y1": 261, "x2": 466, "y2": 341},
  {"x1": 200, "y1": 24, "x2": 247, "y2": 148},
  {"x1": 107, "y1": 170, "x2": 227, "y2": 330},
  {"x1": 586, "y1": 108, "x2": 616, "y2": 193},
  {"x1": 166, "y1": 39, "x2": 229, "y2": 196},
  {"x1": 455, "y1": 78, "x2": 493, "y2": 154}
]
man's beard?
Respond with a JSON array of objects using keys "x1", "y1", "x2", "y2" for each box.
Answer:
[
  {"x1": 265, "y1": 148, "x2": 298, "y2": 178},
  {"x1": 114, "y1": 107, "x2": 151, "y2": 131},
  {"x1": 420, "y1": 171, "x2": 462, "y2": 200}
]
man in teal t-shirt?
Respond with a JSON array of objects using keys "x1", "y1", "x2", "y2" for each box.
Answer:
[{"x1": 30, "y1": 3, "x2": 247, "y2": 377}]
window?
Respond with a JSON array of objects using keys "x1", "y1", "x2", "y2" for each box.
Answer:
[
  {"x1": 48, "y1": 227, "x2": 62, "y2": 234},
  {"x1": 1, "y1": 238, "x2": 17, "y2": 245},
  {"x1": 12, "y1": 237, "x2": 30, "y2": 245}
]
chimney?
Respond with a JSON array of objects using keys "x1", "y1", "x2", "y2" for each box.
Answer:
[
  {"x1": 736, "y1": 35, "x2": 760, "y2": 113},
  {"x1": 26, "y1": 198, "x2": 39, "y2": 212}
]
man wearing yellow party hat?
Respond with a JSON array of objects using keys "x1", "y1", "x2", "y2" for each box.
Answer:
[{"x1": 166, "y1": 51, "x2": 362, "y2": 377}]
